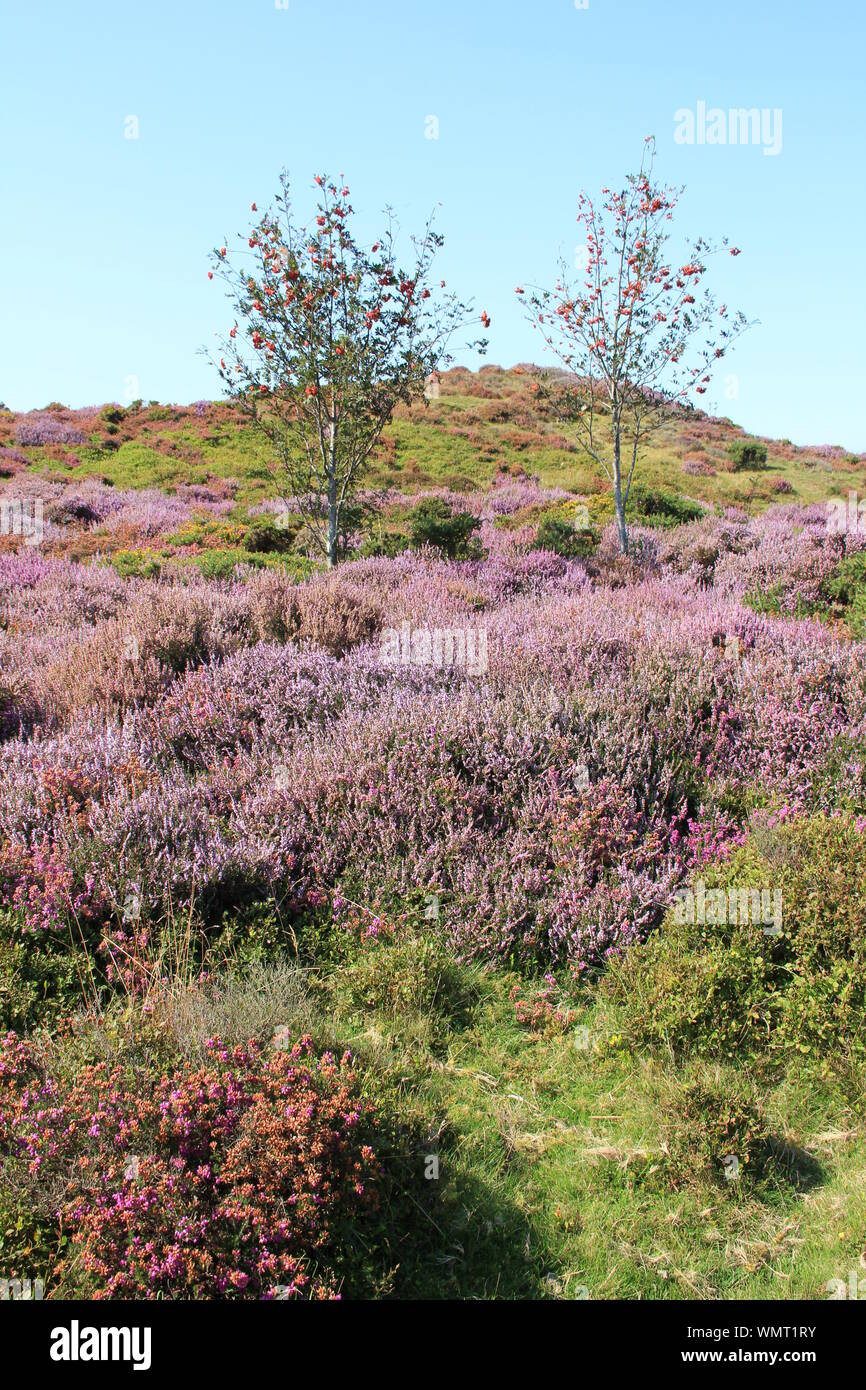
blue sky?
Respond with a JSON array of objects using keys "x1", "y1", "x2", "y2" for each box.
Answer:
[{"x1": 1, "y1": 0, "x2": 863, "y2": 449}]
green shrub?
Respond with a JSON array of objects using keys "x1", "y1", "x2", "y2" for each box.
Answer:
[
  {"x1": 663, "y1": 1072, "x2": 773, "y2": 1190},
  {"x1": 0, "y1": 924, "x2": 93, "y2": 1031},
  {"x1": 212, "y1": 899, "x2": 300, "y2": 964},
  {"x1": 358, "y1": 530, "x2": 410, "y2": 559},
  {"x1": 194, "y1": 547, "x2": 267, "y2": 579},
  {"x1": 340, "y1": 933, "x2": 474, "y2": 1026},
  {"x1": 821, "y1": 551, "x2": 866, "y2": 637},
  {"x1": 409, "y1": 499, "x2": 482, "y2": 559},
  {"x1": 534, "y1": 515, "x2": 596, "y2": 558},
  {"x1": 627, "y1": 485, "x2": 703, "y2": 528},
  {"x1": 604, "y1": 814, "x2": 866, "y2": 1064},
  {"x1": 744, "y1": 583, "x2": 783, "y2": 616},
  {"x1": 242, "y1": 517, "x2": 298, "y2": 554},
  {"x1": 0, "y1": 1186, "x2": 62, "y2": 1291},
  {"x1": 111, "y1": 549, "x2": 162, "y2": 580},
  {"x1": 728, "y1": 440, "x2": 768, "y2": 470}
]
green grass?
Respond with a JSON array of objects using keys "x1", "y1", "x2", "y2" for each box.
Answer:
[{"x1": 327, "y1": 954, "x2": 866, "y2": 1300}]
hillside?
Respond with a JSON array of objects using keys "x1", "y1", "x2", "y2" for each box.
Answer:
[
  {"x1": 1, "y1": 368, "x2": 866, "y2": 1303},
  {"x1": 2, "y1": 366, "x2": 864, "y2": 578}
]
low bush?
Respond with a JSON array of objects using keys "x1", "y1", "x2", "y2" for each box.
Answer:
[
  {"x1": 243, "y1": 517, "x2": 298, "y2": 554},
  {"x1": 339, "y1": 931, "x2": 473, "y2": 1026},
  {"x1": 663, "y1": 1072, "x2": 774, "y2": 1190},
  {"x1": 358, "y1": 529, "x2": 410, "y2": 559},
  {"x1": 604, "y1": 814, "x2": 866, "y2": 1065},
  {"x1": 110, "y1": 549, "x2": 163, "y2": 580},
  {"x1": 728, "y1": 440, "x2": 769, "y2": 470},
  {"x1": 627, "y1": 484, "x2": 704, "y2": 528},
  {"x1": 533, "y1": 515, "x2": 595, "y2": 559},
  {"x1": 409, "y1": 498, "x2": 482, "y2": 559},
  {"x1": 0, "y1": 1030, "x2": 380, "y2": 1299},
  {"x1": 820, "y1": 550, "x2": 866, "y2": 636}
]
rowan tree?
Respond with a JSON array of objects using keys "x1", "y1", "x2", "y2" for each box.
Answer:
[
  {"x1": 518, "y1": 137, "x2": 750, "y2": 553},
  {"x1": 209, "y1": 172, "x2": 487, "y2": 566}
]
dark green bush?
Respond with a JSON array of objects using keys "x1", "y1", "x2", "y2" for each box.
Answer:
[
  {"x1": 358, "y1": 529, "x2": 410, "y2": 559},
  {"x1": 627, "y1": 485, "x2": 703, "y2": 528},
  {"x1": 664, "y1": 1073, "x2": 773, "y2": 1190},
  {"x1": 409, "y1": 499, "x2": 482, "y2": 559},
  {"x1": 242, "y1": 517, "x2": 298, "y2": 554},
  {"x1": 534, "y1": 515, "x2": 596, "y2": 558},
  {"x1": 821, "y1": 551, "x2": 866, "y2": 636},
  {"x1": 0, "y1": 922, "x2": 93, "y2": 1031},
  {"x1": 728, "y1": 440, "x2": 768, "y2": 470},
  {"x1": 604, "y1": 814, "x2": 866, "y2": 1064}
]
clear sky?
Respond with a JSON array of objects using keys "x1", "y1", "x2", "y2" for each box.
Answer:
[{"x1": 1, "y1": 0, "x2": 863, "y2": 449}]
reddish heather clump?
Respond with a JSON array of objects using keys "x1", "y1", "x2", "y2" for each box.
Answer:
[
  {"x1": 0, "y1": 1032, "x2": 379, "y2": 1300},
  {"x1": 510, "y1": 975, "x2": 574, "y2": 1035}
]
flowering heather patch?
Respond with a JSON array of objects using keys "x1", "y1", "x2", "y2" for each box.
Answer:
[
  {"x1": 175, "y1": 477, "x2": 239, "y2": 505},
  {"x1": 0, "y1": 502, "x2": 865, "y2": 986},
  {"x1": 0, "y1": 474, "x2": 246, "y2": 561},
  {"x1": 14, "y1": 413, "x2": 87, "y2": 447},
  {"x1": 681, "y1": 456, "x2": 716, "y2": 477},
  {"x1": 3, "y1": 371, "x2": 866, "y2": 1303},
  {"x1": 0, "y1": 446, "x2": 28, "y2": 475},
  {"x1": 718, "y1": 501, "x2": 866, "y2": 609},
  {"x1": 0, "y1": 1031, "x2": 379, "y2": 1299}
]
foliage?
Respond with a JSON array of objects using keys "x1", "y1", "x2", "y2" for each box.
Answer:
[
  {"x1": 209, "y1": 172, "x2": 485, "y2": 565},
  {"x1": 605, "y1": 814, "x2": 866, "y2": 1064},
  {"x1": 663, "y1": 1072, "x2": 774, "y2": 1189},
  {"x1": 409, "y1": 497, "x2": 483, "y2": 558},
  {"x1": 533, "y1": 514, "x2": 596, "y2": 557},
  {"x1": 0, "y1": 1030, "x2": 379, "y2": 1299},
  {"x1": 729, "y1": 439, "x2": 769, "y2": 470},
  {"x1": 627, "y1": 484, "x2": 704, "y2": 528}
]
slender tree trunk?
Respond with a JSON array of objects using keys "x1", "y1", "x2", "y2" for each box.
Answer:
[
  {"x1": 326, "y1": 477, "x2": 337, "y2": 568},
  {"x1": 612, "y1": 413, "x2": 629, "y2": 554},
  {"x1": 326, "y1": 418, "x2": 337, "y2": 568}
]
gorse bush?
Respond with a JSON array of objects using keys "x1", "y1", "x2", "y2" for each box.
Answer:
[
  {"x1": 626, "y1": 484, "x2": 704, "y2": 528},
  {"x1": 409, "y1": 498, "x2": 483, "y2": 558},
  {"x1": 0, "y1": 1031, "x2": 379, "y2": 1299},
  {"x1": 605, "y1": 814, "x2": 866, "y2": 1063},
  {"x1": 533, "y1": 515, "x2": 596, "y2": 558},
  {"x1": 728, "y1": 439, "x2": 769, "y2": 470}
]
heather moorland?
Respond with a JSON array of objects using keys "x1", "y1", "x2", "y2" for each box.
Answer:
[{"x1": 2, "y1": 364, "x2": 866, "y2": 1300}]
